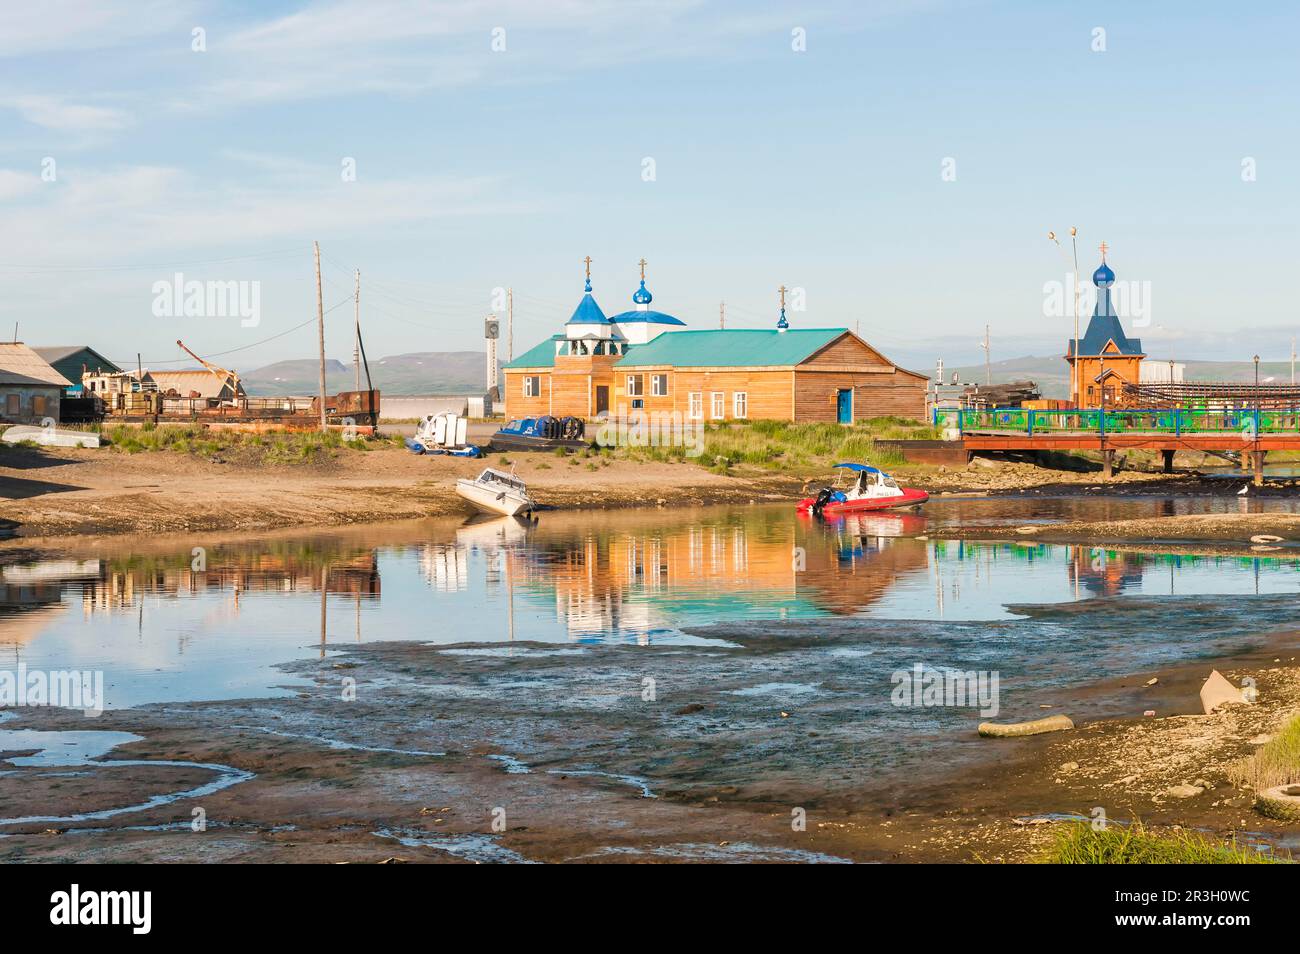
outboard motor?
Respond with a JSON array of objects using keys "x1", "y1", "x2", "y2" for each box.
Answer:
[
  {"x1": 810, "y1": 487, "x2": 836, "y2": 517},
  {"x1": 560, "y1": 416, "x2": 584, "y2": 440}
]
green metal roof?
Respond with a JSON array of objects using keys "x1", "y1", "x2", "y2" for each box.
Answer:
[
  {"x1": 503, "y1": 335, "x2": 563, "y2": 369},
  {"x1": 615, "y1": 328, "x2": 845, "y2": 368}
]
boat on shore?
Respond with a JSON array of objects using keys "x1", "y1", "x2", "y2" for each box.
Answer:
[
  {"x1": 405, "y1": 412, "x2": 482, "y2": 457},
  {"x1": 455, "y1": 467, "x2": 536, "y2": 517},
  {"x1": 489, "y1": 415, "x2": 588, "y2": 453},
  {"x1": 797, "y1": 463, "x2": 928, "y2": 516}
]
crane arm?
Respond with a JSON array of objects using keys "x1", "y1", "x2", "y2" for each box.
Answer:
[{"x1": 175, "y1": 339, "x2": 241, "y2": 394}]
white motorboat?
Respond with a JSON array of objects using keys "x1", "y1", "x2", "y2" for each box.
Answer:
[{"x1": 455, "y1": 467, "x2": 536, "y2": 517}]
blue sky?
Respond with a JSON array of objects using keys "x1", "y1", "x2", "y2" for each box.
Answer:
[{"x1": 1, "y1": 0, "x2": 1297, "y2": 374}]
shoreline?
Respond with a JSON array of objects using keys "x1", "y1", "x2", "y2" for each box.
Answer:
[{"x1": 1, "y1": 442, "x2": 1298, "y2": 543}]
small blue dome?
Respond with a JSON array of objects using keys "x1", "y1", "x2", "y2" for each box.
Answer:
[
  {"x1": 1093, "y1": 262, "x2": 1115, "y2": 287},
  {"x1": 632, "y1": 280, "x2": 653, "y2": 305}
]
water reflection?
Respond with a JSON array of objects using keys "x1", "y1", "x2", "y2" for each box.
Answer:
[{"x1": 1, "y1": 501, "x2": 1299, "y2": 706}]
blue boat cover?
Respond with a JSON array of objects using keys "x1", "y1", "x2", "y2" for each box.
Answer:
[{"x1": 832, "y1": 463, "x2": 883, "y2": 473}]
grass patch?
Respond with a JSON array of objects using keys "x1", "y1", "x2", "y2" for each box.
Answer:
[
  {"x1": 102, "y1": 425, "x2": 376, "y2": 464},
  {"x1": 1230, "y1": 714, "x2": 1300, "y2": 792},
  {"x1": 1043, "y1": 821, "x2": 1284, "y2": 864},
  {"x1": 604, "y1": 418, "x2": 936, "y2": 472}
]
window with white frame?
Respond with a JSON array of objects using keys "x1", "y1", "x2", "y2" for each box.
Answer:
[
  {"x1": 626, "y1": 374, "x2": 644, "y2": 397},
  {"x1": 711, "y1": 391, "x2": 725, "y2": 419},
  {"x1": 733, "y1": 391, "x2": 748, "y2": 419},
  {"x1": 523, "y1": 375, "x2": 540, "y2": 397},
  {"x1": 688, "y1": 392, "x2": 703, "y2": 419},
  {"x1": 651, "y1": 373, "x2": 668, "y2": 396}
]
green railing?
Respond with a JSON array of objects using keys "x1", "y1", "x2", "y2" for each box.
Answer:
[{"x1": 933, "y1": 407, "x2": 1300, "y2": 437}]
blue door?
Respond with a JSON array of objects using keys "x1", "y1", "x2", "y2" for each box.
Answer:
[{"x1": 836, "y1": 389, "x2": 852, "y2": 424}]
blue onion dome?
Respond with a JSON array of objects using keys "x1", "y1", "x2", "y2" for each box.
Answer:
[
  {"x1": 776, "y1": 307, "x2": 789, "y2": 330},
  {"x1": 632, "y1": 280, "x2": 653, "y2": 305},
  {"x1": 1093, "y1": 261, "x2": 1115, "y2": 287}
]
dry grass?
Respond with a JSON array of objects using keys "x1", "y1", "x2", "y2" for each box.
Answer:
[
  {"x1": 1230, "y1": 713, "x2": 1300, "y2": 792},
  {"x1": 101, "y1": 424, "x2": 379, "y2": 464}
]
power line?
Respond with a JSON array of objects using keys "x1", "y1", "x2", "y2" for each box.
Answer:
[{"x1": 107, "y1": 294, "x2": 353, "y2": 366}]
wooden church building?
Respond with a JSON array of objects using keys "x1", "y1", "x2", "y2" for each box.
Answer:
[
  {"x1": 1065, "y1": 244, "x2": 1146, "y2": 407},
  {"x1": 503, "y1": 259, "x2": 928, "y2": 423}
]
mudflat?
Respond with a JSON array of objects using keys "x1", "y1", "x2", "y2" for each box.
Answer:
[{"x1": 2, "y1": 617, "x2": 1295, "y2": 863}]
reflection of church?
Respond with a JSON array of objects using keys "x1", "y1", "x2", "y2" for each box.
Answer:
[
  {"x1": 494, "y1": 513, "x2": 930, "y2": 640},
  {"x1": 1067, "y1": 546, "x2": 1145, "y2": 597}
]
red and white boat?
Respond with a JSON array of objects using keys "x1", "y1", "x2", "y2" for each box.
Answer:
[{"x1": 796, "y1": 463, "x2": 929, "y2": 516}]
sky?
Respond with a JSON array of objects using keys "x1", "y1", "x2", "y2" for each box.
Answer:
[{"x1": 1, "y1": 0, "x2": 1298, "y2": 376}]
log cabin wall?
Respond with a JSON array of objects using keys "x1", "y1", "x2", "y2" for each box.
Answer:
[
  {"x1": 792, "y1": 368, "x2": 928, "y2": 422},
  {"x1": 502, "y1": 368, "x2": 552, "y2": 417},
  {"x1": 505, "y1": 331, "x2": 928, "y2": 423},
  {"x1": 612, "y1": 368, "x2": 795, "y2": 420}
]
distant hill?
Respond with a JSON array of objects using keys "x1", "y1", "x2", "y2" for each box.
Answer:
[{"x1": 242, "y1": 351, "x2": 492, "y2": 395}]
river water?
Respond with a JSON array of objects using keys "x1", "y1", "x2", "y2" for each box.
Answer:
[{"x1": 2, "y1": 496, "x2": 1299, "y2": 712}]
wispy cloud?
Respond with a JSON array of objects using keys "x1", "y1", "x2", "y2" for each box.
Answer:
[
  {"x1": 0, "y1": 169, "x2": 41, "y2": 201},
  {"x1": 2, "y1": 94, "x2": 132, "y2": 132},
  {"x1": 0, "y1": 0, "x2": 194, "y2": 57},
  {"x1": 0, "y1": 158, "x2": 545, "y2": 263}
]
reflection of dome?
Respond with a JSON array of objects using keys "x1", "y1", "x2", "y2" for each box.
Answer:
[{"x1": 1093, "y1": 262, "x2": 1115, "y2": 287}]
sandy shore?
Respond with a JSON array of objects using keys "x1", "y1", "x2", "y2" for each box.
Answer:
[
  {"x1": 0, "y1": 442, "x2": 787, "y2": 538},
  {"x1": 0, "y1": 441, "x2": 1286, "y2": 541}
]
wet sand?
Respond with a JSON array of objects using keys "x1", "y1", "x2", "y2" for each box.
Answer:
[
  {"x1": 3, "y1": 606, "x2": 1297, "y2": 863},
  {"x1": 943, "y1": 511, "x2": 1300, "y2": 549}
]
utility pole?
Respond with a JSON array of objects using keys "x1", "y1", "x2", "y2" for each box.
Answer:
[
  {"x1": 1070, "y1": 228, "x2": 1080, "y2": 407},
  {"x1": 1291, "y1": 336, "x2": 1296, "y2": 386},
  {"x1": 1049, "y1": 227, "x2": 1080, "y2": 405},
  {"x1": 507, "y1": 287, "x2": 514, "y2": 362},
  {"x1": 981, "y1": 324, "x2": 991, "y2": 385},
  {"x1": 719, "y1": 301, "x2": 725, "y2": 329},
  {"x1": 353, "y1": 268, "x2": 361, "y2": 393},
  {"x1": 314, "y1": 241, "x2": 327, "y2": 432}
]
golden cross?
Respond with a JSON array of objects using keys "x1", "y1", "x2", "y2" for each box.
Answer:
[
  {"x1": 638, "y1": 258, "x2": 647, "y2": 281},
  {"x1": 583, "y1": 255, "x2": 592, "y2": 282},
  {"x1": 1098, "y1": 241, "x2": 1108, "y2": 261},
  {"x1": 779, "y1": 284, "x2": 787, "y2": 309}
]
